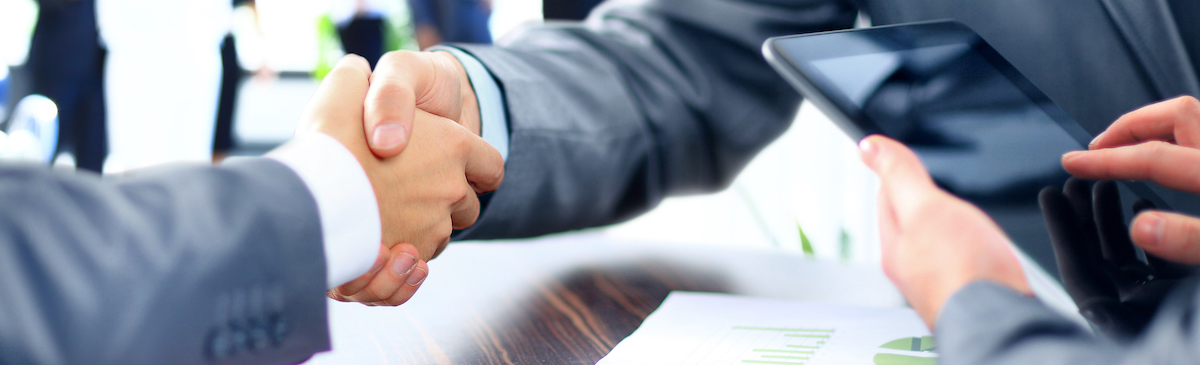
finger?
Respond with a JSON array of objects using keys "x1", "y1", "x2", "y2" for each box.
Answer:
[
  {"x1": 1131, "y1": 211, "x2": 1200, "y2": 265},
  {"x1": 1062, "y1": 141, "x2": 1200, "y2": 195},
  {"x1": 1091, "y1": 96, "x2": 1200, "y2": 149},
  {"x1": 381, "y1": 261, "x2": 430, "y2": 306},
  {"x1": 1063, "y1": 178, "x2": 1101, "y2": 247},
  {"x1": 462, "y1": 129, "x2": 504, "y2": 193},
  {"x1": 449, "y1": 183, "x2": 481, "y2": 230},
  {"x1": 1039, "y1": 186, "x2": 1120, "y2": 304},
  {"x1": 858, "y1": 135, "x2": 939, "y2": 227},
  {"x1": 346, "y1": 244, "x2": 422, "y2": 304},
  {"x1": 299, "y1": 55, "x2": 372, "y2": 136},
  {"x1": 1091, "y1": 180, "x2": 1142, "y2": 268},
  {"x1": 365, "y1": 51, "x2": 463, "y2": 158},
  {"x1": 329, "y1": 245, "x2": 390, "y2": 300}
]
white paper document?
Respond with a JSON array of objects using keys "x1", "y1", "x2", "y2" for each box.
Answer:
[{"x1": 597, "y1": 292, "x2": 936, "y2": 365}]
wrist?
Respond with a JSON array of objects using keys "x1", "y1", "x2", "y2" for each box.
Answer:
[{"x1": 434, "y1": 51, "x2": 482, "y2": 136}]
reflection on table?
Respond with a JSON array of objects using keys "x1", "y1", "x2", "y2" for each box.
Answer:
[{"x1": 305, "y1": 233, "x2": 904, "y2": 365}]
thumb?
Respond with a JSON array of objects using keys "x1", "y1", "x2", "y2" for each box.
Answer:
[
  {"x1": 859, "y1": 135, "x2": 939, "y2": 227},
  {"x1": 365, "y1": 51, "x2": 463, "y2": 158},
  {"x1": 1131, "y1": 211, "x2": 1200, "y2": 265}
]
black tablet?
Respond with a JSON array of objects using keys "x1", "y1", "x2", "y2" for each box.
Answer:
[{"x1": 763, "y1": 20, "x2": 1171, "y2": 275}]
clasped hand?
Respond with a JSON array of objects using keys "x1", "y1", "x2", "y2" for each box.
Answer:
[{"x1": 298, "y1": 53, "x2": 499, "y2": 305}]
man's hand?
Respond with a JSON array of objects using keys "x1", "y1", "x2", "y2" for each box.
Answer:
[
  {"x1": 859, "y1": 135, "x2": 1032, "y2": 329},
  {"x1": 1062, "y1": 96, "x2": 1200, "y2": 264},
  {"x1": 1040, "y1": 178, "x2": 1193, "y2": 338},
  {"x1": 296, "y1": 55, "x2": 503, "y2": 306},
  {"x1": 328, "y1": 242, "x2": 431, "y2": 305},
  {"x1": 363, "y1": 50, "x2": 481, "y2": 159},
  {"x1": 299, "y1": 55, "x2": 504, "y2": 259}
]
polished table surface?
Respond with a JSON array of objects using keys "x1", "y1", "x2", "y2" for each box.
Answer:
[{"x1": 304, "y1": 233, "x2": 904, "y2": 365}]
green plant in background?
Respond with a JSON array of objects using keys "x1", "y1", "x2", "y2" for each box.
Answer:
[
  {"x1": 797, "y1": 223, "x2": 815, "y2": 257},
  {"x1": 314, "y1": 8, "x2": 418, "y2": 81},
  {"x1": 313, "y1": 14, "x2": 341, "y2": 81},
  {"x1": 383, "y1": 10, "x2": 417, "y2": 54},
  {"x1": 839, "y1": 228, "x2": 852, "y2": 261}
]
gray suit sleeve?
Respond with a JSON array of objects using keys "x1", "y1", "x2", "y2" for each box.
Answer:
[
  {"x1": 936, "y1": 279, "x2": 1200, "y2": 365},
  {"x1": 0, "y1": 158, "x2": 331, "y2": 365},
  {"x1": 452, "y1": 0, "x2": 858, "y2": 239}
]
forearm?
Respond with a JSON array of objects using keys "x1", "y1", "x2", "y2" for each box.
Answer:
[{"x1": 454, "y1": 0, "x2": 858, "y2": 239}]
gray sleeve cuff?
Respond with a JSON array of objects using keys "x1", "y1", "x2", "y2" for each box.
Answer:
[
  {"x1": 935, "y1": 281, "x2": 1115, "y2": 365},
  {"x1": 428, "y1": 46, "x2": 510, "y2": 161}
]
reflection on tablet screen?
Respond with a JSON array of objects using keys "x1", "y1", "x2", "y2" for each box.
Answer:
[{"x1": 809, "y1": 43, "x2": 1080, "y2": 203}]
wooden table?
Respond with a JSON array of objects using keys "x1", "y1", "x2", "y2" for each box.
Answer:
[{"x1": 304, "y1": 234, "x2": 904, "y2": 365}]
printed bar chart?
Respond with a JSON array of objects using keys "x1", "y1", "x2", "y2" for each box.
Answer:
[{"x1": 733, "y1": 326, "x2": 835, "y2": 364}]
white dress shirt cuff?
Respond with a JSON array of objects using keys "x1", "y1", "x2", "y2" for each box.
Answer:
[
  {"x1": 430, "y1": 46, "x2": 510, "y2": 161},
  {"x1": 266, "y1": 133, "x2": 381, "y2": 289}
]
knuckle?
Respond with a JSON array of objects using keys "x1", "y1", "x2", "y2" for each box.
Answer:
[
  {"x1": 454, "y1": 206, "x2": 480, "y2": 229},
  {"x1": 1144, "y1": 140, "x2": 1172, "y2": 156},
  {"x1": 378, "y1": 50, "x2": 418, "y2": 68},
  {"x1": 361, "y1": 286, "x2": 390, "y2": 303},
  {"x1": 327, "y1": 63, "x2": 367, "y2": 81},
  {"x1": 1174, "y1": 95, "x2": 1200, "y2": 117},
  {"x1": 370, "y1": 80, "x2": 415, "y2": 103},
  {"x1": 435, "y1": 222, "x2": 454, "y2": 244},
  {"x1": 1180, "y1": 219, "x2": 1200, "y2": 249}
]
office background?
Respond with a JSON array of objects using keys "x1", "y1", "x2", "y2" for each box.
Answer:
[{"x1": 0, "y1": 0, "x2": 881, "y2": 264}]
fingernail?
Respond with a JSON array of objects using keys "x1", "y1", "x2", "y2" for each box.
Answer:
[
  {"x1": 405, "y1": 266, "x2": 427, "y2": 286},
  {"x1": 1088, "y1": 135, "x2": 1100, "y2": 149},
  {"x1": 391, "y1": 253, "x2": 417, "y2": 277},
  {"x1": 1062, "y1": 150, "x2": 1084, "y2": 161},
  {"x1": 371, "y1": 123, "x2": 407, "y2": 149},
  {"x1": 859, "y1": 138, "x2": 879, "y2": 163},
  {"x1": 1136, "y1": 213, "x2": 1164, "y2": 247}
]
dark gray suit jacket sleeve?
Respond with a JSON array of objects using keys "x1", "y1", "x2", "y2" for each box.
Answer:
[
  {"x1": 0, "y1": 158, "x2": 331, "y2": 365},
  {"x1": 453, "y1": 0, "x2": 858, "y2": 239},
  {"x1": 936, "y1": 279, "x2": 1200, "y2": 365}
]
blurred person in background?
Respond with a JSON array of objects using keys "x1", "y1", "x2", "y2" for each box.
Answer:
[
  {"x1": 211, "y1": 0, "x2": 251, "y2": 163},
  {"x1": 541, "y1": 0, "x2": 601, "y2": 21},
  {"x1": 96, "y1": 0, "x2": 232, "y2": 172},
  {"x1": 407, "y1": 0, "x2": 491, "y2": 50},
  {"x1": 329, "y1": 0, "x2": 399, "y2": 69},
  {"x1": 24, "y1": 0, "x2": 107, "y2": 172}
]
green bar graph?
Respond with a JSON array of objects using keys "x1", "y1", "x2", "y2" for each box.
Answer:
[
  {"x1": 734, "y1": 324, "x2": 830, "y2": 365},
  {"x1": 872, "y1": 353, "x2": 936, "y2": 365},
  {"x1": 753, "y1": 349, "x2": 814, "y2": 354},
  {"x1": 762, "y1": 355, "x2": 809, "y2": 360},
  {"x1": 784, "y1": 334, "x2": 830, "y2": 339},
  {"x1": 733, "y1": 327, "x2": 835, "y2": 333}
]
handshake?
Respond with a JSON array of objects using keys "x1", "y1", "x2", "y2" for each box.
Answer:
[{"x1": 299, "y1": 53, "x2": 500, "y2": 305}]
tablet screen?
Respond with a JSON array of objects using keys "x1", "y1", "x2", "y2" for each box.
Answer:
[
  {"x1": 807, "y1": 42, "x2": 1079, "y2": 202},
  {"x1": 765, "y1": 21, "x2": 1173, "y2": 276}
]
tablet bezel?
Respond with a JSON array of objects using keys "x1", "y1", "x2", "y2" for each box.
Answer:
[{"x1": 762, "y1": 20, "x2": 1172, "y2": 211}]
